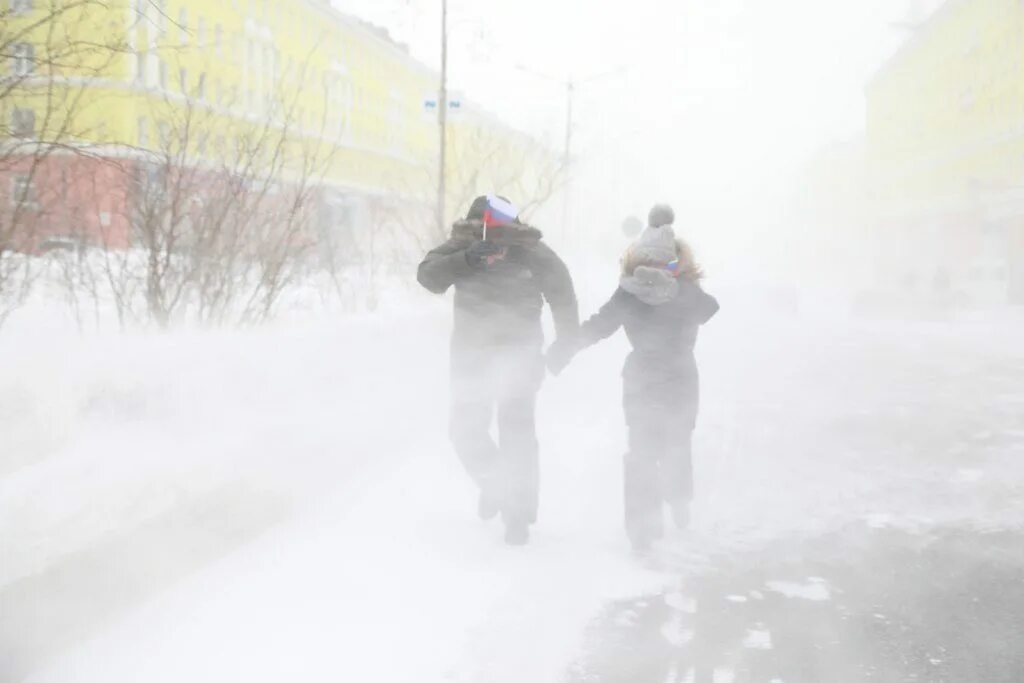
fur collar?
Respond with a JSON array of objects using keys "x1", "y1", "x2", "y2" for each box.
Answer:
[
  {"x1": 450, "y1": 219, "x2": 543, "y2": 247},
  {"x1": 621, "y1": 266, "x2": 679, "y2": 306}
]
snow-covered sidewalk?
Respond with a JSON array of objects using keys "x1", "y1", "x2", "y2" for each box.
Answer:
[
  {"x1": 21, "y1": 443, "x2": 667, "y2": 683},
  {"x1": 3, "y1": 297, "x2": 669, "y2": 683},
  {"x1": 5, "y1": 292, "x2": 1024, "y2": 682}
]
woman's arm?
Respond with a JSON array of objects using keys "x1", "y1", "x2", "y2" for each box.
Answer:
[
  {"x1": 677, "y1": 280, "x2": 720, "y2": 324},
  {"x1": 579, "y1": 288, "x2": 629, "y2": 346},
  {"x1": 534, "y1": 242, "x2": 580, "y2": 344},
  {"x1": 547, "y1": 288, "x2": 627, "y2": 373}
]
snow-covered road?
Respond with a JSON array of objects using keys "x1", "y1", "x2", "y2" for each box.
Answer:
[{"x1": 4, "y1": 294, "x2": 1024, "y2": 682}]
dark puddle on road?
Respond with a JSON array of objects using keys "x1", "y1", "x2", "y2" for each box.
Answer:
[{"x1": 571, "y1": 524, "x2": 1024, "y2": 683}]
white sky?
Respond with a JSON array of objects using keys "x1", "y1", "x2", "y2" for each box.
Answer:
[{"x1": 334, "y1": 0, "x2": 921, "y2": 273}]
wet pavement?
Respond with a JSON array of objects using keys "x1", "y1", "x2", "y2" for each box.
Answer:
[
  {"x1": 571, "y1": 312, "x2": 1024, "y2": 682},
  {"x1": 571, "y1": 524, "x2": 1024, "y2": 682}
]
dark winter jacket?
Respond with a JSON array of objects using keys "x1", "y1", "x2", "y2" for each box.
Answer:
[
  {"x1": 418, "y1": 219, "x2": 579, "y2": 364},
  {"x1": 562, "y1": 267, "x2": 719, "y2": 427}
]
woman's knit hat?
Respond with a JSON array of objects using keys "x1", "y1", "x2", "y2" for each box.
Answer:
[
  {"x1": 648, "y1": 203, "x2": 675, "y2": 229},
  {"x1": 628, "y1": 223, "x2": 677, "y2": 266}
]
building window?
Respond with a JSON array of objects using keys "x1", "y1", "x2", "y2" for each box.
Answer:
[
  {"x1": 197, "y1": 72, "x2": 206, "y2": 101},
  {"x1": 338, "y1": 79, "x2": 352, "y2": 137},
  {"x1": 10, "y1": 175, "x2": 35, "y2": 208},
  {"x1": 324, "y1": 72, "x2": 351, "y2": 138},
  {"x1": 179, "y1": 67, "x2": 187, "y2": 93},
  {"x1": 387, "y1": 91, "x2": 403, "y2": 150},
  {"x1": 138, "y1": 117, "x2": 148, "y2": 147},
  {"x1": 153, "y1": 0, "x2": 166, "y2": 36},
  {"x1": 135, "y1": 50, "x2": 146, "y2": 84},
  {"x1": 134, "y1": 162, "x2": 165, "y2": 198},
  {"x1": 158, "y1": 121, "x2": 170, "y2": 148},
  {"x1": 11, "y1": 0, "x2": 32, "y2": 15},
  {"x1": 159, "y1": 59, "x2": 167, "y2": 89},
  {"x1": 12, "y1": 43, "x2": 34, "y2": 77},
  {"x1": 214, "y1": 24, "x2": 223, "y2": 57},
  {"x1": 178, "y1": 9, "x2": 188, "y2": 45},
  {"x1": 11, "y1": 108, "x2": 35, "y2": 137},
  {"x1": 197, "y1": 17, "x2": 205, "y2": 49}
]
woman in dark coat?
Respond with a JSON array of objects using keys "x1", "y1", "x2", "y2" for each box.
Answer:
[{"x1": 548, "y1": 205, "x2": 718, "y2": 553}]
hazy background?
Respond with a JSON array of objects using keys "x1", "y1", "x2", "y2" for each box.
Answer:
[
  {"x1": 6, "y1": 2, "x2": 1024, "y2": 682},
  {"x1": 338, "y1": 0, "x2": 924, "y2": 279}
]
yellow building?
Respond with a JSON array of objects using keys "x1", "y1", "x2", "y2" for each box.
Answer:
[
  {"x1": 866, "y1": 0, "x2": 1024, "y2": 304},
  {"x1": 2, "y1": 0, "x2": 552, "y2": 255}
]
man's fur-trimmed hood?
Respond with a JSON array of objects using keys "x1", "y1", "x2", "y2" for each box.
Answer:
[{"x1": 450, "y1": 219, "x2": 543, "y2": 248}]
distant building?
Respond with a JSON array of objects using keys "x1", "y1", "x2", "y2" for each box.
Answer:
[
  {"x1": 793, "y1": 137, "x2": 873, "y2": 290},
  {"x1": 0, "y1": 0, "x2": 550, "y2": 258},
  {"x1": 866, "y1": 0, "x2": 1024, "y2": 305}
]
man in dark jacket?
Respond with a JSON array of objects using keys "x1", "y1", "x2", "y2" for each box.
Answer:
[{"x1": 417, "y1": 195, "x2": 578, "y2": 545}]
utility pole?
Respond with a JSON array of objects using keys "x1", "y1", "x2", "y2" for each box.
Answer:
[
  {"x1": 563, "y1": 81, "x2": 574, "y2": 166},
  {"x1": 516, "y1": 64, "x2": 627, "y2": 246},
  {"x1": 437, "y1": 0, "x2": 448, "y2": 237},
  {"x1": 561, "y1": 79, "x2": 574, "y2": 244}
]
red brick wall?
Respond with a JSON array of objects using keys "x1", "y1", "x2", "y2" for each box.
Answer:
[{"x1": 1, "y1": 153, "x2": 134, "y2": 253}]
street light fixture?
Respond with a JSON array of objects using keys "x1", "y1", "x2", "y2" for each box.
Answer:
[
  {"x1": 514, "y1": 63, "x2": 630, "y2": 244},
  {"x1": 515, "y1": 63, "x2": 630, "y2": 169},
  {"x1": 437, "y1": 0, "x2": 449, "y2": 238}
]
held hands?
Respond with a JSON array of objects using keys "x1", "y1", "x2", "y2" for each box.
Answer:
[
  {"x1": 545, "y1": 340, "x2": 574, "y2": 376},
  {"x1": 465, "y1": 240, "x2": 506, "y2": 268}
]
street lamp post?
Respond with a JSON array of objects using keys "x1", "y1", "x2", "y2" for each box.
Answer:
[
  {"x1": 515, "y1": 65, "x2": 628, "y2": 246},
  {"x1": 437, "y1": 0, "x2": 448, "y2": 237},
  {"x1": 562, "y1": 79, "x2": 574, "y2": 237}
]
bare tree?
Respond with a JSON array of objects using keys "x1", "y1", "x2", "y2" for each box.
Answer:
[
  {"x1": 75, "y1": 52, "x2": 339, "y2": 329},
  {"x1": 381, "y1": 115, "x2": 568, "y2": 264},
  {"x1": 0, "y1": 0, "x2": 127, "y2": 327}
]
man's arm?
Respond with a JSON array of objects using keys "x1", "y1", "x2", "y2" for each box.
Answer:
[
  {"x1": 534, "y1": 242, "x2": 579, "y2": 342},
  {"x1": 547, "y1": 288, "x2": 626, "y2": 374},
  {"x1": 417, "y1": 239, "x2": 474, "y2": 294}
]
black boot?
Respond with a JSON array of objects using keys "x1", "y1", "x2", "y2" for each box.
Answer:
[
  {"x1": 477, "y1": 490, "x2": 500, "y2": 521},
  {"x1": 629, "y1": 533, "x2": 653, "y2": 556},
  {"x1": 670, "y1": 500, "x2": 690, "y2": 530},
  {"x1": 627, "y1": 515, "x2": 663, "y2": 556},
  {"x1": 503, "y1": 515, "x2": 530, "y2": 546}
]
